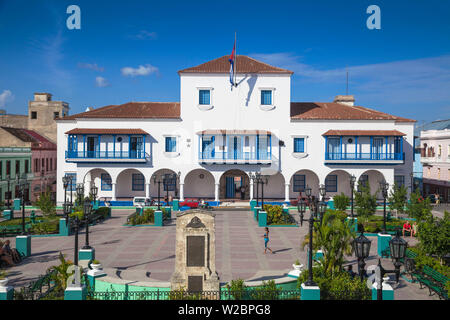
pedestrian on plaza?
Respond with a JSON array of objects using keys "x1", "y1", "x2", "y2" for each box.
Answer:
[
  {"x1": 262, "y1": 227, "x2": 273, "y2": 254},
  {"x1": 435, "y1": 193, "x2": 440, "y2": 205}
]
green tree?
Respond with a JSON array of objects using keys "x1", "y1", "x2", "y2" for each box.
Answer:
[
  {"x1": 226, "y1": 279, "x2": 247, "y2": 300},
  {"x1": 354, "y1": 184, "x2": 377, "y2": 222},
  {"x1": 302, "y1": 210, "x2": 355, "y2": 275},
  {"x1": 418, "y1": 212, "x2": 450, "y2": 265},
  {"x1": 388, "y1": 183, "x2": 408, "y2": 215},
  {"x1": 406, "y1": 189, "x2": 432, "y2": 222},
  {"x1": 34, "y1": 191, "x2": 56, "y2": 217},
  {"x1": 48, "y1": 252, "x2": 75, "y2": 293},
  {"x1": 333, "y1": 193, "x2": 350, "y2": 211}
]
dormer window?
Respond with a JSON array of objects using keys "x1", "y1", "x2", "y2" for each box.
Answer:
[{"x1": 199, "y1": 90, "x2": 210, "y2": 105}]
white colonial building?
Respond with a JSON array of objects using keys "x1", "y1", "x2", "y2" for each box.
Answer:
[{"x1": 56, "y1": 55, "x2": 415, "y2": 205}]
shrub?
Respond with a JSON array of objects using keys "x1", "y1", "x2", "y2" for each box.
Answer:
[
  {"x1": 417, "y1": 212, "x2": 450, "y2": 265},
  {"x1": 226, "y1": 278, "x2": 247, "y2": 300},
  {"x1": 406, "y1": 189, "x2": 432, "y2": 222},
  {"x1": 354, "y1": 185, "x2": 377, "y2": 222},
  {"x1": 34, "y1": 191, "x2": 56, "y2": 217},
  {"x1": 95, "y1": 207, "x2": 110, "y2": 218},
  {"x1": 264, "y1": 204, "x2": 295, "y2": 225},
  {"x1": 333, "y1": 193, "x2": 350, "y2": 211},
  {"x1": 388, "y1": 183, "x2": 408, "y2": 214},
  {"x1": 249, "y1": 280, "x2": 281, "y2": 300}
]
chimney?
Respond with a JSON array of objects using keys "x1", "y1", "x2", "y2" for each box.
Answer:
[
  {"x1": 333, "y1": 95, "x2": 355, "y2": 106},
  {"x1": 85, "y1": 106, "x2": 94, "y2": 112},
  {"x1": 34, "y1": 93, "x2": 52, "y2": 102}
]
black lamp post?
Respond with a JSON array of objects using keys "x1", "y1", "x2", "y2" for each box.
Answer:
[
  {"x1": 260, "y1": 175, "x2": 268, "y2": 209},
  {"x1": 376, "y1": 231, "x2": 407, "y2": 300},
  {"x1": 297, "y1": 184, "x2": 327, "y2": 286},
  {"x1": 5, "y1": 174, "x2": 11, "y2": 209},
  {"x1": 379, "y1": 180, "x2": 389, "y2": 234},
  {"x1": 350, "y1": 174, "x2": 356, "y2": 219},
  {"x1": 153, "y1": 174, "x2": 162, "y2": 210},
  {"x1": 82, "y1": 197, "x2": 93, "y2": 250},
  {"x1": 253, "y1": 173, "x2": 260, "y2": 207},
  {"x1": 73, "y1": 183, "x2": 84, "y2": 266},
  {"x1": 16, "y1": 174, "x2": 27, "y2": 235},
  {"x1": 352, "y1": 230, "x2": 372, "y2": 281},
  {"x1": 82, "y1": 184, "x2": 96, "y2": 250}
]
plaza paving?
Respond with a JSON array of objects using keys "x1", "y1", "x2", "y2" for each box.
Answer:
[{"x1": 3, "y1": 208, "x2": 440, "y2": 300}]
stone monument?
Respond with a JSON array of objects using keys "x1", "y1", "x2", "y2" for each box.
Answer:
[{"x1": 170, "y1": 209, "x2": 219, "y2": 294}]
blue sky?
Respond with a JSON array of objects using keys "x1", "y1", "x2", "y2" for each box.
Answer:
[{"x1": 0, "y1": 0, "x2": 449, "y2": 124}]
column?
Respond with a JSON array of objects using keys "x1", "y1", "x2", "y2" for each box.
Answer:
[
  {"x1": 249, "y1": 179, "x2": 254, "y2": 200},
  {"x1": 145, "y1": 182, "x2": 150, "y2": 199},
  {"x1": 214, "y1": 183, "x2": 219, "y2": 202},
  {"x1": 285, "y1": 183, "x2": 290, "y2": 202},
  {"x1": 179, "y1": 183, "x2": 184, "y2": 201},
  {"x1": 111, "y1": 183, "x2": 117, "y2": 201}
]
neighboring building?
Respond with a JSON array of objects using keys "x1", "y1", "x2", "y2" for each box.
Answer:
[
  {"x1": 56, "y1": 55, "x2": 415, "y2": 205},
  {"x1": 419, "y1": 119, "x2": 450, "y2": 202},
  {"x1": 0, "y1": 93, "x2": 69, "y2": 144},
  {"x1": 0, "y1": 126, "x2": 57, "y2": 203}
]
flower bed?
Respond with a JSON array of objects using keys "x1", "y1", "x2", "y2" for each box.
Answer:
[{"x1": 263, "y1": 205, "x2": 296, "y2": 226}]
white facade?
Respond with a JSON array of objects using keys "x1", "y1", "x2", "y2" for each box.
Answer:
[{"x1": 56, "y1": 57, "x2": 415, "y2": 205}]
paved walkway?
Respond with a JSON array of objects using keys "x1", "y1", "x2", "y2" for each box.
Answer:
[{"x1": 3, "y1": 209, "x2": 439, "y2": 300}]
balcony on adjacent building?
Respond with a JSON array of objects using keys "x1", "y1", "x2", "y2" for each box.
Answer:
[
  {"x1": 197, "y1": 129, "x2": 272, "y2": 164},
  {"x1": 65, "y1": 128, "x2": 149, "y2": 163},
  {"x1": 323, "y1": 130, "x2": 405, "y2": 165}
]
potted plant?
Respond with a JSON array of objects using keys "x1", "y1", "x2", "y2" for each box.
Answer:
[
  {"x1": 292, "y1": 259, "x2": 302, "y2": 271},
  {"x1": 90, "y1": 259, "x2": 102, "y2": 271},
  {"x1": 0, "y1": 270, "x2": 9, "y2": 287}
]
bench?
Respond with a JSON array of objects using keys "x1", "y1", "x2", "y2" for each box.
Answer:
[{"x1": 409, "y1": 264, "x2": 449, "y2": 300}]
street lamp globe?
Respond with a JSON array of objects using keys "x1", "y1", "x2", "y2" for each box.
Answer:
[
  {"x1": 297, "y1": 198, "x2": 306, "y2": 214},
  {"x1": 76, "y1": 183, "x2": 84, "y2": 198},
  {"x1": 305, "y1": 186, "x2": 312, "y2": 198},
  {"x1": 319, "y1": 184, "x2": 326, "y2": 198},
  {"x1": 63, "y1": 202, "x2": 72, "y2": 215},
  {"x1": 91, "y1": 184, "x2": 98, "y2": 198},
  {"x1": 62, "y1": 176, "x2": 69, "y2": 189},
  {"x1": 84, "y1": 199, "x2": 93, "y2": 216},
  {"x1": 350, "y1": 175, "x2": 356, "y2": 188},
  {"x1": 389, "y1": 231, "x2": 408, "y2": 260},
  {"x1": 353, "y1": 234, "x2": 372, "y2": 260}
]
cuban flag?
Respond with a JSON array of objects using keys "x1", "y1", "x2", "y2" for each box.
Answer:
[{"x1": 229, "y1": 41, "x2": 236, "y2": 86}]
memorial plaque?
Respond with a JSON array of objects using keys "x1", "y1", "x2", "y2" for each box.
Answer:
[
  {"x1": 187, "y1": 236, "x2": 205, "y2": 267},
  {"x1": 188, "y1": 276, "x2": 203, "y2": 292}
]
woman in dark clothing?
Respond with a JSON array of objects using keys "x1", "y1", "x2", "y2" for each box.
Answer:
[{"x1": 263, "y1": 227, "x2": 273, "y2": 254}]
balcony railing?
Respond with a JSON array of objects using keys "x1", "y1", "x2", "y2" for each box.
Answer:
[
  {"x1": 199, "y1": 151, "x2": 272, "y2": 162},
  {"x1": 66, "y1": 150, "x2": 148, "y2": 160},
  {"x1": 325, "y1": 152, "x2": 404, "y2": 161}
]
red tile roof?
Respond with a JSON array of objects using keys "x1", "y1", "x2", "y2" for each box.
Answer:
[
  {"x1": 178, "y1": 55, "x2": 293, "y2": 75},
  {"x1": 65, "y1": 128, "x2": 148, "y2": 135},
  {"x1": 290, "y1": 102, "x2": 416, "y2": 122},
  {"x1": 0, "y1": 127, "x2": 56, "y2": 149},
  {"x1": 323, "y1": 130, "x2": 406, "y2": 136},
  {"x1": 60, "y1": 102, "x2": 180, "y2": 120}
]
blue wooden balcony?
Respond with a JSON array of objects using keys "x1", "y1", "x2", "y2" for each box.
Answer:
[
  {"x1": 199, "y1": 150, "x2": 272, "y2": 164},
  {"x1": 325, "y1": 152, "x2": 404, "y2": 164},
  {"x1": 65, "y1": 150, "x2": 149, "y2": 163}
]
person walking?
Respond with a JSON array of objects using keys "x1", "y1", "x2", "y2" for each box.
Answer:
[{"x1": 263, "y1": 227, "x2": 273, "y2": 254}]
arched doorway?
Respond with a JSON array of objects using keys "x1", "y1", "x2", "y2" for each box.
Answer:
[
  {"x1": 219, "y1": 169, "x2": 249, "y2": 200},
  {"x1": 358, "y1": 170, "x2": 385, "y2": 199},
  {"x1": 150, "y1": 168, "x2": 179, "y2": 200},
  {"x1": 261, "y1": 172, "x2": 285, "y2": 200},
  {"x1": 116, "y1": 168, "x2": 146, "y2": 200},
  {"x1": 324, "y1": 170, "x2": 352, "y2": 198},
  {"x1": 289, "y1": 170, "x2": 320, "y2": 199},
  {"x1": 83, "y1": 168, "x2": 113, "y2": 201},
  {"x1": 184, "y1": 169, "x2": 215, "y2": 199}
]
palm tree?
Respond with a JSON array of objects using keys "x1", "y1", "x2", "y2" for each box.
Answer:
[
  {"x1": 48, "y1": 252, "x2": 75, "y2": 293},
  {"x1": 302, "y1": 211, "x2": 355, "y2": 276}
]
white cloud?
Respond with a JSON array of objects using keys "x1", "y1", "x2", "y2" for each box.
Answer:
[
  {"x1": 0, "y1": 90, "x2": 13, "y2": 108},
  {"x1": 78, "y1": 62, "x2": 104, "y2": 72},
  {"x1": 121, "y1": 64, "x2": 158, "y2": 77},
  {"x1": 130, "y1": 30, "x2": 157, "y2": 40},
  {"x1": 250, "y1": 53, "x2": 450, "y2": 105},
  {"x1": 95, "y1": 76, "x2": 110, "y2": 87}
]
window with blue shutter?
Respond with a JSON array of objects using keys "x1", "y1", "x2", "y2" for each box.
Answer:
[
  {"x1": 101, "y1": 173, "x2": 112, "y2": 191},
  {"x1": 199, "y1": 90, "x2": 210, "y2": 105},
  {"x1": 165, "y1": 137, "x2": 177, "y2": 152},
  {"x1": 261, "y1": 90, "x2": 272, "y2": 105},
  {"x1": 293, "y1": 175, "x2": 306, "y2": 192},
  {"x1": 293, "y1": 138, "x2": 305, "y2": 153},
  {"x1": 132, "y1": 173, "x2": 145, "y2": 191},
  {"x1": 325, "y1": 175, "x2": 338, "y2": 192}
]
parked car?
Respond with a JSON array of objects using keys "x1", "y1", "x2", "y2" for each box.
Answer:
[
  {"x1": 179, "y1": 199, "x2": 199, "y2": 209},
  {"x1": 133, "y1": 197, "x2": 151, "y2": 207}
]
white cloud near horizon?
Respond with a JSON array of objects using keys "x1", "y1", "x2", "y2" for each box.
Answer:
[
  {"x1": 78, "y1": 62, "x2": 104, "y2": 72},
  {"x1": 0, "y1": 90, "x2": 13, "y2": 108},
  {"x1": 95, "y1": 76, "x2": 110, "y2": 87},
  {"x1": 250, "y1": 53, "x2": 450, "y2": 105},
  {"x1": 129, "y1": 30, "x2": 157, "y2": 40},
  {"x1": 121, "y1": 64, "x2": 159, "y2": 77}
]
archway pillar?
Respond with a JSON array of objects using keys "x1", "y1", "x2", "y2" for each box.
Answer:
[
  {"x1": 145, "y1": 182, "x2": 150, "y2": 199},
  {"x1": 214, "y1": 183, "x2": 220, "y2": 202},
  {"x1": 179, "y1": 183, "x2": 184, "y2": 201},
  {"x1": 111, "y1": 183, "x2": 117, "y2": 201},
  {"x1": 249, "y1": 179, "x2": 254, "y2": 201},
  {"x1": 285, "y1": 183, "x2": 290, "y2": 202}
]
